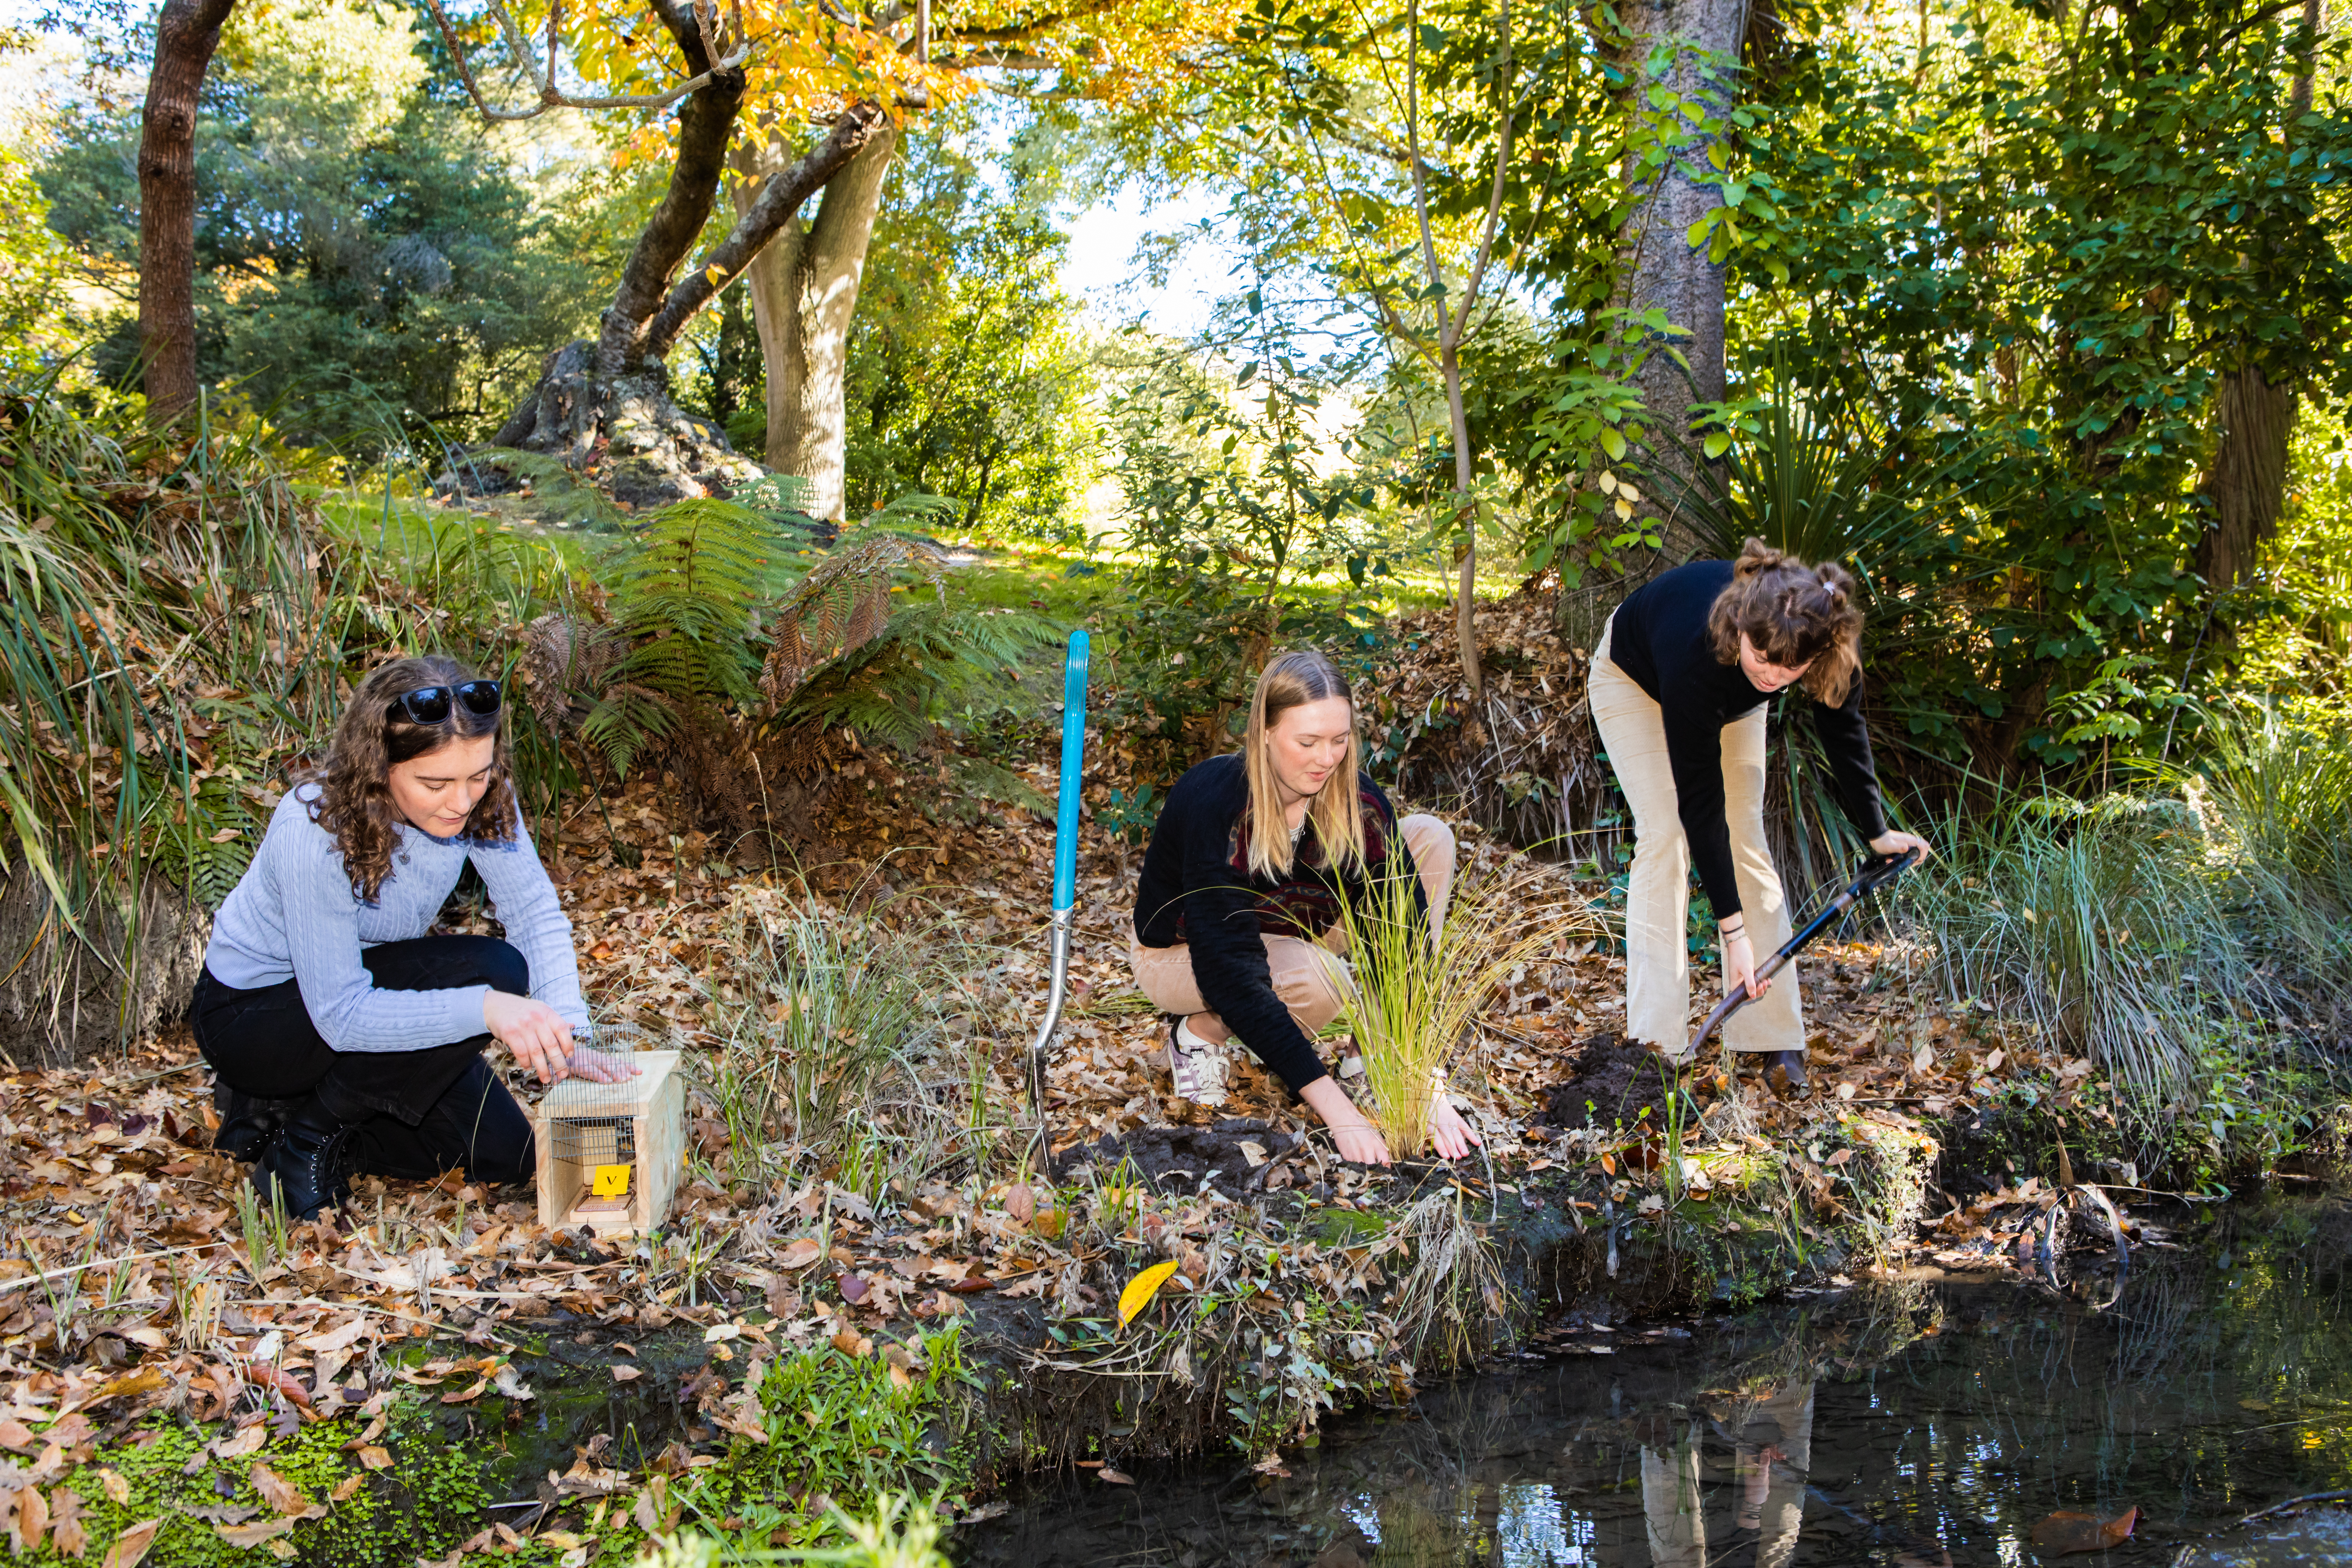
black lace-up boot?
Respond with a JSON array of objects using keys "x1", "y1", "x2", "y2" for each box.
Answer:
[
  {"x1": 253, "y1": 1097, "x2": 356, "y2": 1219},
  {"x1": 212, "y1": 1082, "x2": 303, "y2": 1164}
]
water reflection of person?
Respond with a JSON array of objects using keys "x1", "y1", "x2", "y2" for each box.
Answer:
[
  {"x1": 1637, "y1": 1381, "x2": 1815, "y2": 1568},
  {"x1": 1729, "y1": 1382, "x2": 1813, "y2": 1568}
]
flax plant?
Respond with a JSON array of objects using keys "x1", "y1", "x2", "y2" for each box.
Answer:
[{"x1": 1331, "y1": 854, "x2": 1594, "y2": 1156}]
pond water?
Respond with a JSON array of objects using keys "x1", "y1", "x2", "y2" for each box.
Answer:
[{"x1": 961, "y1": 1242, "x2": 2352, "y2": 1566}]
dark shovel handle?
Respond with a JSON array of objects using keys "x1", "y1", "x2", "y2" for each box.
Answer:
[{"x1": 1685, "y1": 847, "x2": 1924, "y2": 1058}]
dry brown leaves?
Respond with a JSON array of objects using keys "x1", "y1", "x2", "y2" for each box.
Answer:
[{"x1": 0, "y1": 728, "x2": 2100, "y2": 1507}]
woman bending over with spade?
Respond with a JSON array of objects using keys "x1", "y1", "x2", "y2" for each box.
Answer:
[
  {"x1": 1589, "y1": 539, "x2": 1931, "y2": 1091},
  {"x1": 192, "y1": 654, "x2": 637, "y2": 1218},
  {"x1": 1127, "y1": 650, "x2": 1474, "y2": 1164}
]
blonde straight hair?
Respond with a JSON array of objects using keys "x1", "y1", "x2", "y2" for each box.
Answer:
[{"x1": 1242, "y1": 650, "x2": 1369, "y2": 880}]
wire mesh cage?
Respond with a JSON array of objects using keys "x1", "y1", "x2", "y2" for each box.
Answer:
[{"x1": 532, "y1": 1052, "x2": 683, "y2": 1237}]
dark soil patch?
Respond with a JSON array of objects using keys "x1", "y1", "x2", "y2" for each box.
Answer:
[
  {"x1": 1054, "y1": 1118, "x2": 1309, "y2": 1198},
  {"x1": 1536, "y1": 1031, "x2": 1685, "y2": 1133}
]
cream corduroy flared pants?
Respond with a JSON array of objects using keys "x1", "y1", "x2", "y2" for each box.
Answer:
[{"x1": 1589, "y1": 618, "x2": 1804, "y2": 1057}]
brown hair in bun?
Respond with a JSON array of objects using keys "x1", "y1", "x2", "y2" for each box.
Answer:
[{"x1": 1705, "y1": 538, "x2": 1864, "y2": 704}]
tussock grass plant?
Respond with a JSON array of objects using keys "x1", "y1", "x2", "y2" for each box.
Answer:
[
  {"x1": 1332, "y1": 856, "x2": 1596, "y2": 1156},
  {"x1": 2175, "y1": 704, "x2": 2352, "y2": 1018},
  {"x1": 0, "y1": 384, "x2": 354, "y2": 1052},
  {"x1": 704, "y1": 881, "x2": 1021, "y2": 1194},
  {"x1": 1907, "y1": 791, "x2": 2244, "y2": 1118}
]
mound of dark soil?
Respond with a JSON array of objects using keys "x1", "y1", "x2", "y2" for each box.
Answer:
[
  {"x1": 1054, "y1": 1118, "x2": 1309, "y2": 1198},
  {"x1": 1537, "y1": 1031, "x2": 1686, "y2": 1132}
]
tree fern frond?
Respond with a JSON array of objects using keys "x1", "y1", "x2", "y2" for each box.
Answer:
[
  {"x1": 582, "y1": 685, "x2": 680, "y2": 778},
  {"x1": 760, "y1": 522, "x2": 958, "y2": 702}
]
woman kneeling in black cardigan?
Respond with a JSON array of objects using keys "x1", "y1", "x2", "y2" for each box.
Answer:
[{"x1": 1127, "y1": 650, "x2": 1471, "y2": 1164}]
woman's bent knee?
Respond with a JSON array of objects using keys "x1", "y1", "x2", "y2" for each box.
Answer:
[{"x1": 476, "y1": 938, "x2": 530, "y2": 997}]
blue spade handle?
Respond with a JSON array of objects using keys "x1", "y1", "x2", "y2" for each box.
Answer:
[
  {"x1": 1030, "y1": 628, "x2": 1091, "y2": 1139},
  {"x1": 1052, "y1": 630, "x2": 1090, "y2": 911}
]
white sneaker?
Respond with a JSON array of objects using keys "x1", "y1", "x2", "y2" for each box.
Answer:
[{"x1": 1161, "y1": 1015, "x2": 1229, "y2": 1108}]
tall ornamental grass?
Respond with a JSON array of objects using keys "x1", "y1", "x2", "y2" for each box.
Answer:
[
  {"x1": 1909, "y1": 708, "x2": 2352, "y2": 1148},
  {"x1": 1333, "y1": 855, "x2": 1592, "y2": 1156}
]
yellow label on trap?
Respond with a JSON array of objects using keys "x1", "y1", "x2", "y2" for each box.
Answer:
[{"x1": 592, "y1": 1164, "x2": 632, "y2": 1198}]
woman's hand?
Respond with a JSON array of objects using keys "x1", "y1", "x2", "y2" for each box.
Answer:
[
  {"x1": 1429, "y1": 1093, "x2": 1482, "y2": 1162},
  {"x1": 563, "y1": 1045, "x2": 642, "y2": 1085},
  {"x1": 1301, "y1": 1077, "x2": 1392, "y2": 1166},
  {"x1": 1722, "y1": 928, "x2": 1768, "y2": 1003},
  {"x1": 1870, "y1": 830, "x2": 1934, "y2": 864},
  {"x1": 485, "y1": 991, "x2": 575, "y2": 1085}
]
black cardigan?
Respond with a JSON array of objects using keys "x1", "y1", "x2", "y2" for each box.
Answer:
[
  {"x1": 1606, "y1": 560, "x2": 1889, "y2": 917},
  {"x1": 1132, "y1": 754, "x2": 1421, "y2": 1095}
]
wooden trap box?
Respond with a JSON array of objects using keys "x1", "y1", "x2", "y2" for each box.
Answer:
[{"x1": 533, "y1": 1051, "x2": 684, "y2": 1238}]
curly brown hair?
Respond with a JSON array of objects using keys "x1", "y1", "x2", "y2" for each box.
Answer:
[
  {"x1": 1705, "y1": 537, "x2": 1864, "y2": 705},
  {"x1": 310, "y1": 654, "x2": 516, "y2": 903}
]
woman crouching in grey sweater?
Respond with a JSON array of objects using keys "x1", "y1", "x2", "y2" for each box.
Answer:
[{"x1": 193, "y1": 653, "x2": 636, "y2": 1218}]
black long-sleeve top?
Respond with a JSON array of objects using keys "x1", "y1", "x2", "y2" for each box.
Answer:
[
  {"x1": 1132, "y1": 754, "x2": 1423, "y2": 1095},
  {"x1": 1605, "y1": 560, "x2": 1889, "y2": 917}
]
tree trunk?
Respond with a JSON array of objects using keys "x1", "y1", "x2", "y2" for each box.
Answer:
[
  {"x1": 136, "y1": 0, "x2": 239, "y2": 424},
  {"x1": 596, "y1": 0, "x2": 746, "y2": 378},
  {"x1": 733, "y1": 122, "x2": 899, "y2": 522},
  {"x1": 1614, "y1": 0, "x2": 1751, "y2": 567},
  {"x1": 2196, "y1": 364, "x2": 2296, "y2": 592},
  {"x1": 469, "y1": 99, "x2": 882, "y2": 509},
  {"x1": 2192, "y1": 0, "x2": 2316, "y2": 595},
  {"x1": 1442, "y1": 338, "x2": 1485, "y2": 696}
]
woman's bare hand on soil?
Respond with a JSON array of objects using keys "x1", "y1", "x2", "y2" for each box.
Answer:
[{"x1": 1429, "y1": 1095, "x2": 1481, "y2": 1161}]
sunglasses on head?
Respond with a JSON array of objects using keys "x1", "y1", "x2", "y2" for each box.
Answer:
[{"x1": 387, "y1": 679, "x2": 503, "y2": 726}]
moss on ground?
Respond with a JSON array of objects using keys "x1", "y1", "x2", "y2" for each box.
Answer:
[{"x1": 42, "y1": 1399, "x2": 486, "y2": 1568}]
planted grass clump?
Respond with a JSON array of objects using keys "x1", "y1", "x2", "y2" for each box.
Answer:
[{"x1": 1332, "y1": 858, "x2": 1595, "y2": 1155}]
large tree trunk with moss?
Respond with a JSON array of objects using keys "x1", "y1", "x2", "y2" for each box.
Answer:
[
  {"x1": 1612, "y1": 0, "x2": 1751, "y2": 571},
  {"x1": 464, "y1": 0, "x2": 886, "y2": 508},
  {"x1": 137, "y1": 0, "x2": 239, "y2": 424},
  {"x1": 732, "y1": 122, "x2": 899, "y2": 522}
]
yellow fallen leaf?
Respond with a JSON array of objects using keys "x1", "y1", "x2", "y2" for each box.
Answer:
[
  {"x1": 97, "y1": 1470, "x2": 130, "y2": 1506},
  {"x1": 1118, "y1": 1260, "x2": 1182, "y2": 1328},
  {"x1": 330, "y1": 1476, "x2": 364, "y2": 1502},
  {"x1": 75, "y1": 1365, "x2": 167, "y2": 1412},
  {"x1": 357, "y1": 1446, "x2": 392, "y2": 1471}
]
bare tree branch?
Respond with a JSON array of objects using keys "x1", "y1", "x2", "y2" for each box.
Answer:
[
  {"x1": 419, "y1": 0, "x2": 749, "y2": 121},
  {"x1": 640, "y1": 103, "x2": 890, "y2": 363}
]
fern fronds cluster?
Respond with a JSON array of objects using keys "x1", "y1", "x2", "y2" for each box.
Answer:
[
  {"x1": 762, "y1": 524, "x2": 953, "y2": 703},
  {"x1": 530, "y1": 488, "x2": 1048, "y2": 791}
]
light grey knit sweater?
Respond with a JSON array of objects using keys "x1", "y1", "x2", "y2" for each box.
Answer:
[{"x1": 203, "y1": 784, "x2": 590, "y2": 1051}]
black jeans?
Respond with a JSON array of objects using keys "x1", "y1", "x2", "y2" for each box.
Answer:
[{"x1": 191, "y1": 935, "x2": 536, "y2": 1186}]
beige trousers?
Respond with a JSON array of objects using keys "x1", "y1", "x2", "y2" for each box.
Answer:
[
  {"x1": 1640, "y1": 1383, "x2": 1815, "y2": 1568},
  {"x1": 1127, "y1": 815, "x2": 1456, "y2": 1035},
  {"x1": 1589, "y1": 618, "x2": 1803, "y2": 1055}
]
